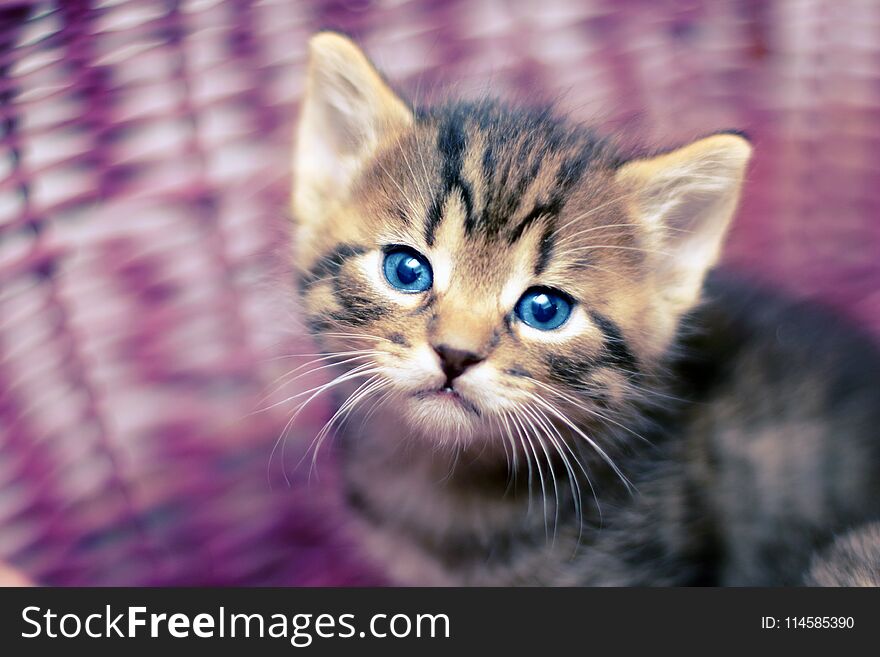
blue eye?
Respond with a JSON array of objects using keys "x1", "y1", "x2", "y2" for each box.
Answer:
[
  {"x1": 515, "y1": 288, "x2": 573, "y2": 330},
  {"x1": 383, "y1": 247, "x2": 433, "y2": 293}
]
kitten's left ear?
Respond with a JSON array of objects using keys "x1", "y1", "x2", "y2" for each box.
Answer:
[
  {"x1": 293, "y1": 32, "x2": 413, "y2": 223},
  {"x1": 615, "y1": 133, "x2": 752, "y2": 315}
]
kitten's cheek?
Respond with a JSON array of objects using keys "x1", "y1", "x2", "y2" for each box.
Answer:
[
  {"x1": 383, "y1": 344, "x2": 445, "y2": 390},
  {"x1": 411, "y1": 343, "x2": 443, "y2": 377},
  {"x1": 456, "y1": 365, "x2": 523, "y2": 411}
]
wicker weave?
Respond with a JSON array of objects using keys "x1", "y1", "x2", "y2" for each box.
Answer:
[{"x1": 1, "y1": 0, "x2": 879, "y2": 585}]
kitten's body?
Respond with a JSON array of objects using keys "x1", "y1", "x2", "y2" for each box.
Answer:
[{"x1": 291, "y1": 33, "x2": 880, "y2": 586}]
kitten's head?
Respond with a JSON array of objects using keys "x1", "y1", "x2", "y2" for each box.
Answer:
[{"x1": 292, "y1": 33, "x2": 751, "y2": 445}]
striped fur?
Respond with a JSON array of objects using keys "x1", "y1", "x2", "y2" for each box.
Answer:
[{"x1": 290, "y1": 34, "x2": 880, "y2": 586}]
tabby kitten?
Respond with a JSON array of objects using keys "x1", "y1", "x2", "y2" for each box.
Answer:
[{"x1": 291, "y1": 33, "x2": 880, "y2": 586}]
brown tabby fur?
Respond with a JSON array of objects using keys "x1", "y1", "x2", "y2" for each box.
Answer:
[{"x1": 290, "y1": 33, "x2": 880, "y2": 586}]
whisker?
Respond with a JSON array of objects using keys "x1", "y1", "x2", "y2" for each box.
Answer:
[
  {"x1": 374, "y1": 156, "x2": 425, "y2": 221},
  {"x1": 530, "y1": 404, "x2": 596, "y2": 543},
  {"x1": 305, "y1": 376, "x2": 391, "y2": 481},
  {"x1": 255, "y1": 351, "x2": 383, "y2": 409},
  {"x1": 511, "y1": 407, "x2": 550, "y2": 537},
  {"x1": 357, "y1": 387, "x2": 396, "y2": 431},
  {"x1": 561, "y1": 244, "x2": 671, "y2": 258},
  {"x1": 267, "y1": 364, "x2": 382, "y2": 486},
  {"x1": 528, "y1": 394, "x2": 634, "y2": 494},
  {"x1": 554, "y1": 189, "x2": 642, "y2": 233},
  {"x1": 392, "y1": 130, "x2": 432, "y2": 216},
  {"x1": 497, "y1": 409, "x2": 520, "y2": 493},
  {"x1": 502, "y1": 408, "x2": 533, "y2": 515},
  {"x1": 521, "y1": 404, "x2": 582, "y2": 534},
  {"x1": 518, "y1": 402, "x2": 560, "y2": 541},
  {"x1": 488, "y1": 412, "x2": 513, "y2": 492},
  {"x1": 528, "y1": 378, "x2": 653, "y2": 447},
  {"x1": 554, "y1": 222, "x2": 693, "y2": 248},
  {"x1": 258, "y1": 362, "x2": 379, "y2": 414}
]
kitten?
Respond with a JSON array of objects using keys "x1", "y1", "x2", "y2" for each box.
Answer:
[{"x1": 291, "y1": 33, "x2": 880, "y2": 586}]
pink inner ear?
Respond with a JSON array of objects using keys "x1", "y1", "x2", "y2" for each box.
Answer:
[{"x1": 293, "y1": 37, "x2": 414, "y2": 223}]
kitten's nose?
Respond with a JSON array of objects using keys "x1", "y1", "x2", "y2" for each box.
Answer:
[{"x1": 433, "y1": 344, "x2": 484, "y2": 384}]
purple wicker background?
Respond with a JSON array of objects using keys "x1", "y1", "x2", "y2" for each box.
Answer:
[{"x1": 1, "y1": 0, "x2": 879, "y2": 586}]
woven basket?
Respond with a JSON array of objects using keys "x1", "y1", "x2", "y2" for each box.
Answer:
[{"x1": 1, "y1": 0, "x2": 879, "y2": 585}]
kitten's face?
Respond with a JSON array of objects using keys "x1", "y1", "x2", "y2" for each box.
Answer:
[
  {"x1": 293, "y1": 34, "x2": 751, "y2": 446},
  {"x1": 299, "y1": 119, "x2": 655, "y2": 441}
]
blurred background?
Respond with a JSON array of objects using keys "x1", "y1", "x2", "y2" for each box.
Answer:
[{"x1": 1, "y1": 0, "x2": 879, "y2": 586}]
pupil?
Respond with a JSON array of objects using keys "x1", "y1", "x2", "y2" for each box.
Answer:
[
  {"x1": 397, "y1": 256, "x2": 420, "y2": 285},
  {"x1": 532, "y1": 294, "x2": 556, "y2": 322}
]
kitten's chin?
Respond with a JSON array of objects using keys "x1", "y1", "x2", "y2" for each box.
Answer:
[{"x1": 397, "y1": 391, "x2": 488, "y2": 445}]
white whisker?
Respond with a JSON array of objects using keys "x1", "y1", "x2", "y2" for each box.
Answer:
[{"x1": 267, "y1": 364, "x2": 382, "y2": 486}]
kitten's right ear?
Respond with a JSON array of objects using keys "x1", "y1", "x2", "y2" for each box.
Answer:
[
  {"x1": 292, "y1": 32, "x2": 413, "y2": 223},
  {"x1": 615, "y1": 133, "x2": 752, "y2": 318}
]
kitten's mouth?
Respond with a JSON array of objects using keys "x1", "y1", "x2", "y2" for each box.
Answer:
[{"x1": 413, "y1": 386, "x2": 481, "y2": 416}]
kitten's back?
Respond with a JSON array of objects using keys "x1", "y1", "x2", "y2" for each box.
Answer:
[{"x1": 676, "y1": 272, "x2": 880, "y2": 584}]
